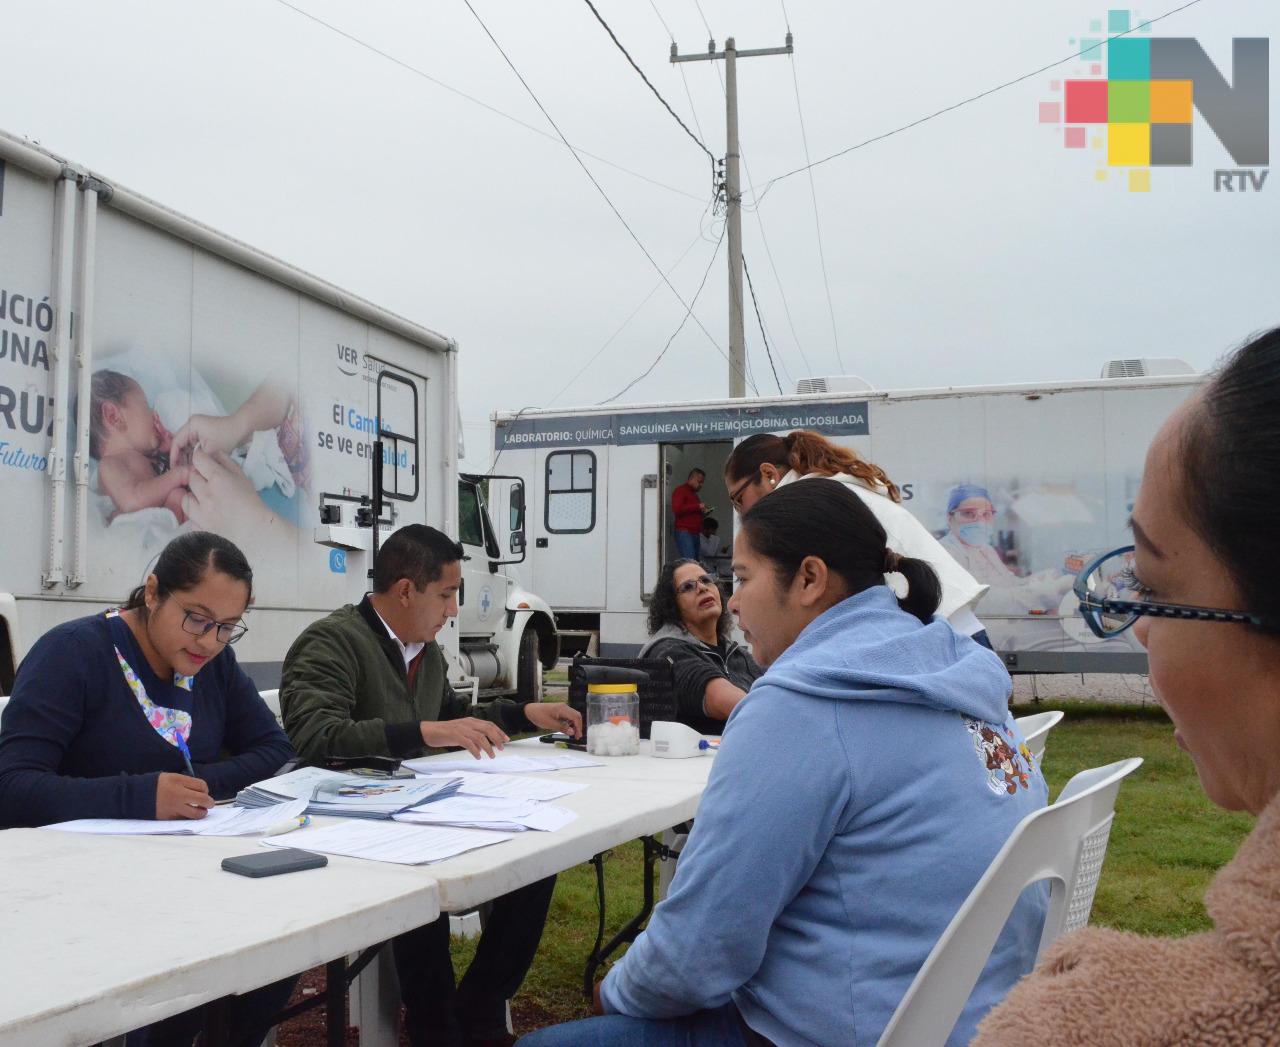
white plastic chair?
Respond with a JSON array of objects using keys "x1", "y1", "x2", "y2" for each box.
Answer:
[
  {"x1": 876, "y1": 757, "x2": 1143, "y2": 1047},
  {"x1": 1014, "y1": 710, "x2": 1065, "y2": 763},
  {"x1": 259, "y1": 688, "x2": 283, "y2": 725}
]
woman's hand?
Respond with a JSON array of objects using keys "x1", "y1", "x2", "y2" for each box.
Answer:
[
  {"x1": 169, "y1": 413, "x2": 248, "y2": 466},
  {"x1": 156, "y1": 772, "x2": 214, "y2": 819}
]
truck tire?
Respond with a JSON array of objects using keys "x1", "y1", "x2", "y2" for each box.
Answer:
[{"x1": 516, "y1": 627, "x2": 544, "y2": 704}]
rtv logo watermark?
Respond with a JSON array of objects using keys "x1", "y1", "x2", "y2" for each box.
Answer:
[{"x1": 1038, "y1": 9, "x2": 1268, "y2": 192}]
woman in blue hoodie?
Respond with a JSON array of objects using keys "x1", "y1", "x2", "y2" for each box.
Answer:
[{"x1": 519, "y1": 480, "x2": 1048, "y2": 1047}]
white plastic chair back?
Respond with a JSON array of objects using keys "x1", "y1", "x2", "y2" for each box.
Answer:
[
  {"x1": 876, "y1": 757, "x2": 1143, "y2": 1047},
  {"x1": 1014, "y1": 710, "x2": 1065, "y2": 763},
  {"x1": 259, "y1": 688, "x2": 283, "y2": 725}
]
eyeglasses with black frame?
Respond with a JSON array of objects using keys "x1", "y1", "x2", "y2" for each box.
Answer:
[
  {"x1": 1073, "y1": 544, "x2": 1280, "y2": 639},
  {"x1": 728, "y1": 472, "x2": 757, "y2": 511},
  {"x1": 179, "y1": 606, "x2": 248, "y2": 645},
  {"x1": 674, "y1": 574, "x2": 717, "y2": 597}
]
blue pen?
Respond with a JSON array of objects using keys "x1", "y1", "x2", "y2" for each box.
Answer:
[{"x1": 174, "y1": 732, "x2": 197, "y2": 778}]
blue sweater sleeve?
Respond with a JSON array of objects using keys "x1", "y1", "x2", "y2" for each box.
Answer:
[
  {"x1": 0, "y1": 628, "x2": 160, "y2": 826},
  {"x1": 599, "y1": 684, "x2": 852, "y2": 1018},
  {"x1": 194, "y1": 655, "x2": 294, "y2": 801}
]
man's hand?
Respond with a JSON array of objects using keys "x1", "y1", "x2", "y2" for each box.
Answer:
[
  {"x1": 523, "y1": 701, "x2": 583, "y2": 738},
  {"x1": 156, "y1": 772, "x2": 214, "y2": 820},
  {"x1": 420, "y1": 718, "x2": 510, "y2": 758}
]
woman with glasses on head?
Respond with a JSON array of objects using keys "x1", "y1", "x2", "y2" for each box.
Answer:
[
  {"x1": 974, "y1": 327, "x2": 1280, "y2": 1047},
  {"x1": 0, "y1": 530, "x2": 294, "y2": 1044},
  {"x1": 639, "y1": 559, "x2": 761, "y2": 732},
  {"x1": 724, "y1": 429, "x2": 993, "y2": 647}
]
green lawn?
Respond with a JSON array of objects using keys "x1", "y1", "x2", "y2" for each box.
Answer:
[{"x1": 455, "y1": 702, "x2": 1255, "y2": 1031}]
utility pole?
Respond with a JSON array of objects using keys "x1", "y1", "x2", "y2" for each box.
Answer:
[{"x1": 673, "y1": 33, "x2": 792, "y2": 397}]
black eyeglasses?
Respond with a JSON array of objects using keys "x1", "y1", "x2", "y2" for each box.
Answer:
[
  {"x1": 1073, "y1": 545, "x2": 1280, "y2": 639},
  {"x1": 728, "y1": 472, "x2": 756, "y2": 511},
  {"x1": 675, "y1": 574, "x2": 717, "y2": 596},
  {"x1": 179, "y1": 606, "x2": 248, "y2": 645}
]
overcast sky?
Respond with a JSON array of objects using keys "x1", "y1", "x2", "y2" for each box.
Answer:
[{"x1": 4, "y1": 0, "x2": 1274, "y2": 469}]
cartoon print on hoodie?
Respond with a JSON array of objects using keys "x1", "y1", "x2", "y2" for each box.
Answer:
[{"x1": 966, "y1": 718, "x2": 1035, "y2": 795}]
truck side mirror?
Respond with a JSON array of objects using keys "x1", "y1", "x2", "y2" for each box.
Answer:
[{"x1": 509, "y1": 482, "x2": 525, "y2": 533}]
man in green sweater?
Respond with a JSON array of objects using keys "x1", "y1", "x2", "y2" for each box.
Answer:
[{"x1": 281, "y1": 524, "x2": 581, "y2": 1047}]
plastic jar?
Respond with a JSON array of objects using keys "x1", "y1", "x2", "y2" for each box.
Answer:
[{"x1": 586, "y1": 685, "x2": 640, "y2": 757}]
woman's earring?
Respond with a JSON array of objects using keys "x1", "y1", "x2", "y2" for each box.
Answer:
[{"x1": 770, "y1": 479, "x2": 776, "y2": 488}]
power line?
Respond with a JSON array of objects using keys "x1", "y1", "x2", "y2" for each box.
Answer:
[
  {"x1": 270, "y1": 0, "x2": 704, "y2": 202},
  {"x1": 461, "y1": 0, "x2": 754, "y2": 395},
  {"x1": 548, "y1": 225, "x2": 709, "y2": 405},
  {"x1": 787, "y1": 49, "x2": 845, "y2": 372},
  {"x1": 750, "y1": 0, "x2": 1208, "y2": 204},
  {"x1": 580, "y1": 0, "x2": 715, "y2": 161},
  {"x1": 599, "y1": 227, "x2": 726, "y2": 404},
  {"x1": 647, "y1": 0, "x2": 675, "y2": 41},
  {"x1": 743, "y1": 255, "x2": 785, "y2": 396}
]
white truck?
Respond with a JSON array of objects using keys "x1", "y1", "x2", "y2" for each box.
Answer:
[
  {"x1": 0, "y1": 129, "x2": 557, "y2": 699},
  {"x1": 491, "y1": 365, "x2": 1202, "y2": 676}
]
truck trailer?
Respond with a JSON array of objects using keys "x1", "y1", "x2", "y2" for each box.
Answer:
[
  {"x1": 491, "y1": 367, "x2": 1202, "y2": 676},
  {"x1": 0, "y1": 129, "x2": 556, "y2": 697}
]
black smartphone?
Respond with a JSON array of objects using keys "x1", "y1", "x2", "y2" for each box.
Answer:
[
  {"x1": 539, "y1": 732, "x2": 573, "y2": 744},
  {"x1": 222, "y1": 848, "x2": 328, "y2": 878}
]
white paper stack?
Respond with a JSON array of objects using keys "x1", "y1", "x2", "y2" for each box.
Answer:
[
  {"x1": 394, "y1": 795, "x2": 578, "y2": 832},
  {"x1": 415, "y1": 770, "x2": 589, "y2": 803},
  {"x1": 405, "y1": 751, "x2": 604, "y2": 775},
  {"x1": 262, "y1": 820, "x2": 512, "y2": 865},
  {"x1": 237, "y1": 766, "x2": 462, "y2": 818},
  {"x1": 44, "y1": 799, "x2": 310, "y2": 837}
]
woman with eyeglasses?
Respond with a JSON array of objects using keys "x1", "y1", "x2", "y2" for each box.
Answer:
[
  {"x1": 974, "y1": 328, "x2": 1280, "y2": 1047},
  {"x1": 639, "y1": 559, "x2": 761, "y2": 732},
  {"x1": 0, "y1": 530, "x2": 294, "y2": 1045},
  {"x1": 724, "y1": 430, "x2": 992, "y2": 647}
]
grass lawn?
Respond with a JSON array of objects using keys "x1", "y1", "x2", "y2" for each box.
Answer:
[{"x1": 452, "y1": 701, "x2": 1256, "y2": 1032}]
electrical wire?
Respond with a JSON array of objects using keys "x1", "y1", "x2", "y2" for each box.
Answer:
[
  {"x1": 598, "y1": 227, "x2": 725, "y2": 404},
  {"x1": 461, "y1": 0, "x2": 753, "y2": 396},
  {"x1": 547, "y1": 226, "x2": 709, "y2": 406},
  {"x1": 787, "y1": 50, "x2": 845, "y2": 373},
  {"x1": 743, "y1": 255, "x2": 785, "y2": 395},
  {"x1": 647, "y1": 0, "x2": 675, "y2": 41},
  {"x1": 270, "y1": 0, "x2": 704, "y2": 202},
  {"x1": 580, "y1": 0, "x2": 715, "y2": 161},
  {"x1": 749, "y1": 0, "x2": 1208, "y2": 205}
]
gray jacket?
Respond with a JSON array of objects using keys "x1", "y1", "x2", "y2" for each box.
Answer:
[{"x1": 639, "y1": 624, "x2": 762, "y2": 735}]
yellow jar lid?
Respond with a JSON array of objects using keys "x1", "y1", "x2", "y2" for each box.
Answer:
[{"x1": 587, "y1": 683, "x2": 639, "y2": 694}]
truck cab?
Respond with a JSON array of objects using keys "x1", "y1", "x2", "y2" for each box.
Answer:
[{"x1": 455, "y1": 473, "x2": 558, "y2": 702}]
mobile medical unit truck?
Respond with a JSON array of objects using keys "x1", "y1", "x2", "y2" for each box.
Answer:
[
  {"x1": 491, "y1": 363, "x2": 1201, "y2": 676},
  {"x1": 0, "y1": 129, "x2": 556, "y2": 698}
]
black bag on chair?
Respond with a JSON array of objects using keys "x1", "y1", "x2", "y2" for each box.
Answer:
[{"x1": 567, "y1": 654, "x2": 677, "y2": 739}]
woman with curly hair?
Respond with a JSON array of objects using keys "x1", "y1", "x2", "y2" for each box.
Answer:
[{"x1": 638, "y1": 559, "x2": 761, "y2": 733}]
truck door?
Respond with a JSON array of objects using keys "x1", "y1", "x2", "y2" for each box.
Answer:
[
  {"x1": 530, "y1": 447, "x2": 607, "y2": 609},
  {"x1": 456, "y1": 476, "x2": 500, "y2": 642}
]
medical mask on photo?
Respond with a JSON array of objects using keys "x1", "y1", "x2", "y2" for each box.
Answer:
[{"x1": 957, "y1": 522, "x2": 992, "y2": 547}]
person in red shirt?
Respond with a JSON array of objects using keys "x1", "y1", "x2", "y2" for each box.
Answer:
[{"x1": 672, "y1": 468, "x2": 708, "y2": 560}]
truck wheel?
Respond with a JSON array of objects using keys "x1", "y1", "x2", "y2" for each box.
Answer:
[{"x1": 516, "y1": 627, "x2": 544, "y2": 704}]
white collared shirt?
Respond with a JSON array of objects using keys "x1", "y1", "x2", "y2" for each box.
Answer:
[{"x1": 372, "y1": 605, "x2": 425, "y2": 669}]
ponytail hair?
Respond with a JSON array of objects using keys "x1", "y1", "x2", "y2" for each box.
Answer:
[
  {"x1": 123, "y1": 531, "x2": 254, "y2": 615},
  {"x1": 739, "y1": 479, "x2": 941, "y2": 625},
  {"x1": 725, "y1": 430, "x2": 902, "y2": 502}
]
